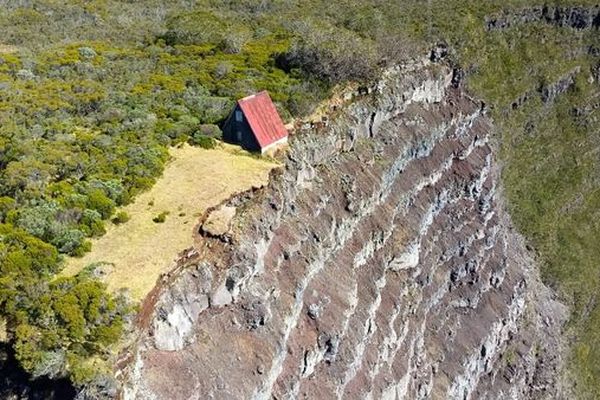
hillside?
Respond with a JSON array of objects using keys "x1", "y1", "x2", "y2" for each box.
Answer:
[{"x1": 0, "y1": 1, "x2": 599, "y2": 399}]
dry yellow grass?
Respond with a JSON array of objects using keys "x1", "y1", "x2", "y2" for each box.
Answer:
[
  {"x1": 61, "y1": 143, "x2": 278, "y2": 301},
  {"x1": 0, "y1": 43, "x2": 18, "y2": 54},
  {"x1": 0, "y1": 317, "x2": 7, "y2": 343}
]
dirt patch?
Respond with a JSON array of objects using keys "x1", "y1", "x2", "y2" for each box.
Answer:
[
  {"x1": 61, "y1": 143, "x2": 278, "y2": 301},
  {"x1": 0, "y1": 44, "x2": 17, "y2": 54}
]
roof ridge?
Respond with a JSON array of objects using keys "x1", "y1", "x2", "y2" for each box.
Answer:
[
  {"x1": 237, "y1": 90, "x2": 287, "y2": 149},
  {"x1": 239, "y1": 90, "x2": 269, "y2": 103}
]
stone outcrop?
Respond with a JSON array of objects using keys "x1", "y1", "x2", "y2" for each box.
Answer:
[
  {"x1": 509, "y1": 66, "x2": 583, "y2": 111},
  {"x1": 486, "y1": 5, "x2": 600, "y2": 31},
  {"x1": 120, "y1": 61, "x2": 568, "y2": 399},
  {"x1": 539, "y1": 66, "x2": 581, "y2": 104}
]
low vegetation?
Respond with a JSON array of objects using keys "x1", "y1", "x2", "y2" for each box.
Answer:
[
  {"x1": 0, "y1": 223, "x2": 130, "y2": 387},
  {"x1": 0, "y1": 0, "x2": 599, "y2": 396},
  {"x1": 111, "y1": 211, "x2": 129, "y2": 225},
  {"x1": 152, "y1": 211, "x2": 169, "y2": 224}
]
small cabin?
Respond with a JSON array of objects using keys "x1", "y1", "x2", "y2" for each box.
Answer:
[{"x1": 222, "y1": 91, "x2": 288, "y2": 154}]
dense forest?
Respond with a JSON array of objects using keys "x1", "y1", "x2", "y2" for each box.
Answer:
[{"x1": 0, "y1": 0, "x2": 599, "y2": 398}]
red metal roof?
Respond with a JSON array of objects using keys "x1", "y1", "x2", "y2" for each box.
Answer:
[{"x1": 238, "y1": 91, "x2": 288, "y2": 149}]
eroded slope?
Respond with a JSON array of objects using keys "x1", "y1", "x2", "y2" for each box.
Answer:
[{"x1": 121, "y1": 62, "x2": 567, "y2": 400}]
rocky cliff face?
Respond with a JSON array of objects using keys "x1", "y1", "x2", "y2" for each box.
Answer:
[
  {"x1": 485, "y1": 5, "x2": 600, "y2": 31},
  {"x1": 120, "y1": 61, "x2": 568, "y2": 400}
]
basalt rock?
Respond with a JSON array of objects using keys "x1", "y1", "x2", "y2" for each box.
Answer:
[
  {"x1": 539, "y1": 67, "x2": 581, "y2": 104},
  {"x1": 510, "y1": 66, "x2": 582, "y2": 111},
  {"x1": 486, "y1": 5, "x2": 600, "y2": 31},
  {"x1": 120, "y1": 61, "x2": 568, "y2": 400}
]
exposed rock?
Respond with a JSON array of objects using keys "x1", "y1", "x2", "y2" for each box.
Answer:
[
  {"x1": 430, "y1": 43, "x2": 449, "y2": 63},
  {"x1": 510, "y1": 67, "x2": 583, "y2": 111},
  {"x1": 486, "y1": 5, "x2": 600, "y2": 31},
  {"x1": 151, "y1": 264, "x2": 212, "y2": 351},
  {"x1": 539, "y1": 67, "x2": 581, "y2": 104},
  {"x1": 120, "y1": 60, "x2": 568, "y2": 399},
  {"x1": 200, "y1": 205, "x2": 236, "y2": 240},
  {"x1": 211, "y1": 279, "x2": 233, "y2": 307},
  {"x1": 307, "y1": 303, "x2": 321, "y2": 320}
]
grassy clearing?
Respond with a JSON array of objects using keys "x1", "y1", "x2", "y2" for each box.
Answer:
[{"x1": 61, "y1": 143, "x2": 278, "y2": 301}]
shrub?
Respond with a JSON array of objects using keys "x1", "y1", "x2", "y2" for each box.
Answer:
[
  {"x1": 197, "y1": 124, "x2": 222, "y2": 138},
  {"x1": 12, "y1": 0, "x2": 596, "y2": 391},
  {"x1": 190, "y1": 134, "x2": 217, "y2": 149},
  {"x1": 80, "y1": 209, "x2": 106, "y2": 237},
  {"x1": 189, "y1": 96, "x2": 233, "y2": 124},
  {"x1": 111, "y1": 211, "x2": 130, "y2": 225},
  {"x1": 86, "y1": 189, "x2": 116, "y2": 220},
  {"x1": 152, "y1": 211, "x2": 169, "y2": 223},
  {"x1": 52, "y1": 229, "x2": 86, "y2": 255},
  {"x1": 219, "y1": 28, "x2": 252, "y2": 54},
  {"x1": 0, "y1": 196, "x2": 16, "y2": 222},
  {"x1": 78, "y1": 47, "x2": 97, "y2": 59},
  {"x1": 162, "y1": 10, "x2": 228, "y2": 46},
  {"x1": 279, "y1": 21, "x2": 378, "y2": 84},
  {"x1": 16, "y1": 69, "x2": 35, "y2": 80},
  {"x1": 15, "y1": 201, "x2": 59, "y2": 241}
]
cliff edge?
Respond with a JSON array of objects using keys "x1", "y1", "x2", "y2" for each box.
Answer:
[{"x1": 120, "y1": 61, "x2": 568, "y2": 400}]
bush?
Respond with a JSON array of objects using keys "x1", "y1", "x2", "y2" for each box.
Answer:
[
  {"x1": 52, "y1": 229, "x2": 86, "y2": 255},
  {"x1": 162, "y1": 10, "x2": 228, "y2": 46},
  {"x1": 0, "y1": 196, "x2": 16, "y2": 221},
  {"x1": 80, "y1": 209, "x2": 106, "y2": 237},
  {"x1": 279, "y1": 20, "x2": 378, "y2": 84},
  {"x1": 70, "y1": 239, "x2": 92, "y2": 257},
  {"x1": 111, "y1": 211, "x2": 130, "y2": 225},
  {"x1": 197, "y1": 124, "x2": 222, "y2": 138},
  {"x1": 78, "y1": 46, "x2": 97, "y2": 59},
  {"x1": 152, "y1": 211, "x2": 169, "y2": 223},
  {"x1": 190, "y1": 134, "x2": 217, "y2": 149},
  {"x1": 86, "y1": 189, "x2": 116, "y2": 220},
  {"x1": 1, "y1": 223, "x2": 129, "y2": 383},
  {"x1": 15, "y1": 201, "x2": 59, "y2": 241}
]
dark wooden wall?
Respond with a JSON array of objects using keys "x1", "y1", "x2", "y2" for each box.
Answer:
[{"x1": 221, "y1": 104, "x2": 261, "y2": 152}]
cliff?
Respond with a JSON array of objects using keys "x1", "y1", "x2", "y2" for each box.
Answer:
[
  {"x1": 120, "y1": 61, "x2": 568, "y2": 399},
  {"x1": 485, "y1": 5, "x2": 600, "y2": 31}
]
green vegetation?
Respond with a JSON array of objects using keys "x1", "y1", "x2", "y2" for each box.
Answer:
[
  {"x1": 111, "y1": 211, "x2": 130, "y2": 225},
  {"x1": 0, "y1": 1, "x2": 330, "y2": 387},
  {"x1": 61, "y1": 144, "x2": 278, "y2": 302},
  {"x1": 0, "y1": 0, "x2": 599, "y2": 396},
  {"x1": 152, "y1": 211, "x2": 169, "y2": 224},
  {"x1": 436, "y1": 17, "x2": 600, "y2": 399},
  {"x1": 0, "y1": 223, "x2": 129, "y2": 386}
]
